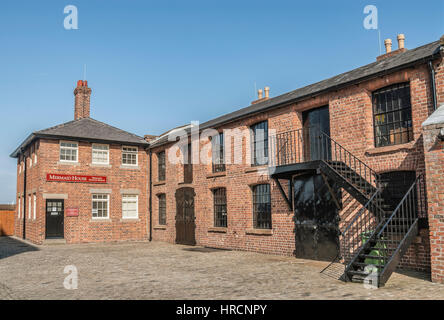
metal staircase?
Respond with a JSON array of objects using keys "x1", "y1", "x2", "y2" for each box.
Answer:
[{"x1": 269, "y1": 128, "x2": 427, "y2": 287}]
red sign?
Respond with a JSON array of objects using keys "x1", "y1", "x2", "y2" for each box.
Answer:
[
  {"x1": 66, "y1": 208, "x2": 79, "y2": 217},
  {"x1": 46, "y1": 173, "x2": 107, "y2": 184}
]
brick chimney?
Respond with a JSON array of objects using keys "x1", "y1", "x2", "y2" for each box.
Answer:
[
  {"x1": 377, "y1": 34, "x2": 408, "y2": 61},
  {"x1": 74, "y1": 80, "x2": 91, "y2": 120}
]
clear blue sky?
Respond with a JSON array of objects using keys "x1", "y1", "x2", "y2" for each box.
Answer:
[{"x1": 1, "y1": 0, "x2": 443, "y2": 203}]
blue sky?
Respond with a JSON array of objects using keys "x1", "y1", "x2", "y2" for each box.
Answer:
[{"x1": 0, "y1": 0, "x2": 443, "y2": 202}]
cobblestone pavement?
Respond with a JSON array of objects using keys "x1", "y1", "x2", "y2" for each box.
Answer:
[{"x1": 0, "y1": 236, "x2": 443, "y2": 300}]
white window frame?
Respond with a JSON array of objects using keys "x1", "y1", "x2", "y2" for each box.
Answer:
[
  {"x1": 122, "y1": 194, "x2": 139, "y2": 219},
  {"x1": 92, "y1": 194, "x2": 110, "y2": 219},
  {"x1": 33, "y1": 194, "x2": 36, "y2": 220},
  {"x1": 121, "y1": 146, "x2": 138, "y2": 166},
  {"x1": 18, "y1": 198, "x2": 21, "y2": 219},
  {"x1": 92, "y1": 143, "x2": 110, "y2": 165},
  {"x1": 34, "y1": 153, "x2": 37, "y2": 165},
  {"x1": 28, "y1": 195, "x2": 31, "y2": 220},
  {"x1": 59, "y1": 141, "x2": 79, "y2": 163}
]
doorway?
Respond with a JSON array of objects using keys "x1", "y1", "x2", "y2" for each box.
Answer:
[
  {"x1": 45, "y1": 199, "x2": 64, "y2": 239},
  {"x1": 293, "y1": 173, "x2": 341, "y2": 261},
  {"x1": 175, "y1": 187, "x2": 196, "y2": 245},
  {"x1": 303, "y1": 105, "x2": 330, "y2": 161}
]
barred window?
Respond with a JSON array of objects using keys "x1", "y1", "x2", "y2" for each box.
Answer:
[
  {"x1": 213, "y1": 188, "x2": 227, "y2": 227},
  {"x1": 122, "y1": 146, "x2": 138, "y2": 165},
  {"x1": 122, "y1": 194, "x2": 138, "y2": 219},
  {"x1": 212, "y1": 133, "x2": 225, "y2": 173},
  {"x1": 373, "y1": 83, "x2": 413, "y2": 147},
  {"x1": 92, "y1": 144, "x2": 109, "y2": 164},
  {"x1": 253, "y1": 184, "x2": 271, "y2": 229},
  {"x1": 251, "y1": 121, "x2": 268, "y2": 166},
  {"x1": 92, "y1": 194, "x2": 109, "y2": 219},
  {"x1": 158, "y1": 151, "x2": 166, "y2": 181},
  {"x1": 60, "y1": 141, "x2": 78, "y2": 162},
  {"x1": 158, "y1": 194, "x2": 166, "y2": 225}
]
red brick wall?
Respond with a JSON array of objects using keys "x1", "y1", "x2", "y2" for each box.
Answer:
[
  {"x1": 150, "y1": 59, "x2": 439, "y2": 271},
  {"x1": 15, "y1": 138, "x2": 149, "y2": 244}
]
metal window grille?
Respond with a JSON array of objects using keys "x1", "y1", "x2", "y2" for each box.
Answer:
[
  {"x1": 373, "y1": 83, "x2": 413, "y2": 147},
  {"x1": 251, "y1": 121, "x2": 269, "y2": 166},
  {"x1": 253, "y1": 184, "x2": 271, "y2": 229},
  {"x1": 158, "y1": 151, "x2": 166, "y2": 181},
  {"x1": 212, "y1": 133, "x2": 225, "y2": 173},
  {"x1": 213, "y1": 188, "x2": 227, "y2": 227},
  {"x1": 158, "y1": 194, "x2": 166, "y2": 225}
]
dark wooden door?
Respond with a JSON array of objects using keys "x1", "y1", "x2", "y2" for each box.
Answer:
[
  {"x1": 45, "y1": 199, "x2": 64, "y2": 238},
  {"x1": 303, "y1": 106, "x2": 331, "y2": 161},
  {"x1": 175, "y1": 187, "x2": 196, "y2": 245}
]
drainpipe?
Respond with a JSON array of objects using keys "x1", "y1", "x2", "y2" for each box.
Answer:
[
  {"x1": 21, "y1": 148, "x2": 27, "y2": 240},
  {"x1": 149, "y1": 149, "x2": 152, "y2": 241},
  {"x1": 428, "y1": 60, "x2": 438, "y2": 111}
]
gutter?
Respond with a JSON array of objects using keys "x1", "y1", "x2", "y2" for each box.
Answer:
[
  {"x1": 22, "y1": 149, "x2": 27, "y2": 240},
  {"x1": 148, "y1": 149, "x2": 153, "y2": 241}
]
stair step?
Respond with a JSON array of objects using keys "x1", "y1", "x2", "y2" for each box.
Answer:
[
  {"x1": 359, "y1": 254, "x2": 386, "y2": 260},
  {"x1": 352, "y1": 262, "x2": 384, "y2": 268},
  {"x1": 347, "y1": 270, "x2": 375, "y2": 277}
]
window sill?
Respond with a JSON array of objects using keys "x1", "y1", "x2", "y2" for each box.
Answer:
[
  {"x1": 206, "y1": 172, "x2": 226, "y2": 179},
  {"x1": 153, "y1": 225, "x2": 167, "y2": 230},
  {"x1": 153, "y1": 181, "x2": 166, "y2": 186},
  {"x1": 365, "y1": 141, "x2": 416, "y2": 155},
  {"x1": 89, "y1": 218, "x2": 112, "y2": 223},
  {"x1": 120, "y1": 218, "x2": 140, "y2": 222},
  {"x1": 245, "y1": 228, "x2": 273, "y2": 236},
  {"x1": 245, "y1": 166, "x2": 268, "y2": 173},
  {"x1": 120, "y1": 165, "x2": 140, "y2": 170},
  {"x1": 178, "y1": 181, "x2": 193, "y2": 185},
  {"x1": 91, "y1": 163, "x2": 112, "y2": 168},
  {"x1": 208, "y1": 227, "x2": 227, "y2": 233},
  {"x1": 57, "y1": 161, "x2": 79, "y2": 166}
]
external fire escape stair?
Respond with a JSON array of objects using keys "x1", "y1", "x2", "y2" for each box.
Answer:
[{"x1": 270, "y1": 128, "x2": 426, "y2": 287}]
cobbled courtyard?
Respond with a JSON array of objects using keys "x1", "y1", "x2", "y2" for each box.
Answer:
[{"x1": 0, "y1": 236, "x2": 443, "y2": 300}]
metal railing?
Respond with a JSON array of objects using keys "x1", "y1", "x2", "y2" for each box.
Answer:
[
  {"x1": 269, "y1": 128, "x2": 380, "y2": 189},
  {"x1": 340, "y1": 189, "x2": 384, "y2": 266},
  {"x1": 373, "y1": 174, "x2": 426, "y2": 266}
]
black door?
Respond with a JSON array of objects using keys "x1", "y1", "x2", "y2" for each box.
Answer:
[
  {"x1": 293, "y1": 173, "x2": 341, "y2": 261},
  {"x1": 379, "y1": 171, "x2": 417, "y2": 212},
  {"x1": 303, "y1": 106, "x2": 330, "y2": 161},
  {"x1": 175, "y1": 187, "x2": 196, "y2": 245},
  {"x1": 45, "y1": 199, "x2": 64, "y2": 238}
]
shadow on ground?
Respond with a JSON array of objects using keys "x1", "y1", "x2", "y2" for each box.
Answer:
[{"x1": 0, "y1": 236, "x2": 39, "y2": 260}]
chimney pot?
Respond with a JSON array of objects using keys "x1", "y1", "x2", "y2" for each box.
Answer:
[
  {"x1": 77, "y1": 80, "x2": 83, "y2": 87},
  {"x1": 397, "y1": 34, "x2": 405, "y2": 49},
  {"x1": 384, "y1": 39, "x2": 392, "y2": 53},
  {"x1": 264, "y1": 86, "x2": 270, "y2": 99},
  {"x1": 257, "y1": 89, "x2": 263, "y2": 99}
]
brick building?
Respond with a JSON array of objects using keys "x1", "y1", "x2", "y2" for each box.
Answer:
[
  {"x1": 11, "y1": 34, "x2": 444, "y2": 286},
  {"x1": 11, "y1": 80, "x2": 149, "y2": 244}
]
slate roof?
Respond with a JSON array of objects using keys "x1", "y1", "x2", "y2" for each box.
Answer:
[
  {"x1": 150, "y1": 39, "x2": 442, "y2": 148},
  {"x1": 11, "y1": 117, "x2": 148, "y2": 157}
]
